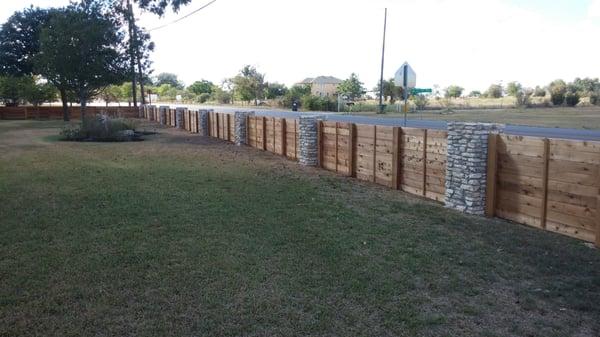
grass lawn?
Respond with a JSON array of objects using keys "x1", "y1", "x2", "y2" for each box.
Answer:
[
  {"x1": 1, "y1": 120, "x2": 599, "y2": 337},
  {"x1": 351, "y1": 106, "x2": 600, "y2": 129}
]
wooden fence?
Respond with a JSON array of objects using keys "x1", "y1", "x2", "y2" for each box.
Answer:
[
  {"x1": 246, "y1": 115, "x2": 299, "y2": 160},
  {"x1": 0, "y1": 106, "x2": 139, "y2": 120},
  {"x1": 318, "y1": 122, "x2": 448, "y2": 203},
  {"x1": 487, "y1": 134, "x2": 600, "y2": 244},
  {"x1": 206, "y1": 111, "x2": 234, "y2": 141}
]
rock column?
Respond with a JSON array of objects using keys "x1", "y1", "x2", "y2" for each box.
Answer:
[
  {"x1": 445, "y1": 122, "x2": 504, "y2": 215},
  {"x1": 234, "y1": 111, "x2": 254, "y2": 145},
  {"x1": 298, "y1": 116, "x2": 320, "y2": 166}
]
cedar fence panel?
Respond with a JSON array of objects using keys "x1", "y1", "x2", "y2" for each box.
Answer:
[
  {"x1": 491, "y1": 134, "x2": 600, "y2": 243},
  {"x1": 320, "y1": 121, "x2": 352, "y2": 176},
  {"x1": 0, "y1": 106, "x2": 139, "y2": 120}
]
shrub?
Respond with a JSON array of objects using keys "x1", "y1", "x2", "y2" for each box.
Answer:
[
  {"x1": 60, "y1": 114, "x2": 140, "y2": 141},
  {"x1": 413, "y1": 94, "x2": 429, "y2": 110},
  {"x1": 533, "y1": 86, "x2": 546, "y2": 97},
  {"x1": 198, "y1": 93, "x2": 210, "y2": 103},
  {"x1": 515, "y1": 90, "x2": 532, "y2": 108},
  {"x1": 550, "y1": 92, "x2": 565, "y2": 106},
  {"x1": 565, "y1": 92, "x2": 580, "y2": 107},
  {"x1": 300, "y1": 95, "x2": 336, "y2": 111},
  {"x1": 589, "y1": 91, "x2": 600, "y2": 105}
]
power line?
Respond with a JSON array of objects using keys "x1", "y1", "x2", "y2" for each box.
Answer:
[{"x1": 147, "y1": 0, "x2": 217, "y2": 32}]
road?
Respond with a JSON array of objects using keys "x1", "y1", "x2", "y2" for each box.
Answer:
[{"x1": 168, "y1": 104, "x2": 600, "y2": 141}]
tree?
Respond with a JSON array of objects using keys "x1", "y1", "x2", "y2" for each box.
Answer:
[
  {"x1": 211, "y1": 86, "x2": 231, "y2": 104},
  {"x1": 21, "y1": 77, "x2": 57, "y2": 106},
  {"x1": 282, "y1": 84, "x2": 311, "y2": 108},
  {"x1": 232, "y1": 65, "x2": 265, "y2": 105},
  {"x1": 413, "y1": 94, "x2": 429, "y2": 110},
  {"x1": 565, "y1": 83, "x2": 580, "y2": 107},
  {"x1": 187, "y1": 80, "x2": 214, "y2": 95},
  {"x1": 533, "y1": 86, "x2": 546, "y2": 97},
  {"x1": 99, "y1": 85, "x2": 122, "y2": 106},
  {"x1": 485, "y1": 84, "x2": 503, "y2": 98},
  {"x1": 505, "y1": 81, "x2": 522, "y2": 96},
  {"x1": 337, "y1": 73, "x2": 365, "y2": 101},
  {"x1": 548, "y1": 79, "x2": 567, "y2": 106},
  {"x1": 34, "y1": 3, "x2": 128, "y2": 121},
  {"x1": 571, "y1": 77, "x2": 600, "y2": 96},
  {"x1": 468, "y1": 90, "x2": 481, "y2": 97},
  {"x1": 155, "y1": 72, "x2": 183, "y2": 88},
  {"x1": 373, "y1": 78, "x2": 402, "y2": 103},
  {"x1": 444, "y1": 85, "x2": 463, "y2": 98},
  {"x1": 0, "y1": 76, "x2": 30, "y2": 106},
  {"x1": 0, "y1": 7, "x2": 54, "y2": 77},
  {"x1": 266, "y1": 82, "x2": 287, "y2": 99}
]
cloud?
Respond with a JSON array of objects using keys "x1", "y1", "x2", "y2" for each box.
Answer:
[{"x1": 588, "y1": 0, "x2": 600, "y2": 18}]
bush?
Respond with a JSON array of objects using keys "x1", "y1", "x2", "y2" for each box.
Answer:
[
  {"x1": 565, "y1": 92, "x2": 580, "y2": 107},
  {"x1": 589, "y1": 92, "x2": 600, "y2": 106},
  {"x1": 300, "y1": 95, "x2": 337, "y2": 111},
  {"x1": 198, "y1": 93, "x2": 210, "y2": 103},
  {"x1": 60, "y1": 114, "x2": 140, "y2": 141},
  {"x1": 515, "y1": 91, "x2": 532, "y2": 108},
  {"x1": 550, "y1": 92, "x2": 565, "y2": 106},
  {"x1": 413, "y1": 94, "x2": 429, "y2": 110}
]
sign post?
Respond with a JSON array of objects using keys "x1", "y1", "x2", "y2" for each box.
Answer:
[{"x1": 394, "y1": 62, "x2": 416, "y2": 126}]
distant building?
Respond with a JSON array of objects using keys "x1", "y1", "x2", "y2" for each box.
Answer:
[{"x1": 298, "y1": 76, "x2": 342, "y2": 97}]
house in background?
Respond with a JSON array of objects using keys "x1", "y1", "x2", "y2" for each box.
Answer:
[{"x1": 298, "y1": 76, "x2": 342, "y2": 97}]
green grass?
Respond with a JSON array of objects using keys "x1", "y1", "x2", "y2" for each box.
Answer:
[
  {"x1": 351, "y1": 106, "x2": 600, "y2": 129},
  {"x1": 1, "y1": 120, "x2": 599, "y2": 336}
]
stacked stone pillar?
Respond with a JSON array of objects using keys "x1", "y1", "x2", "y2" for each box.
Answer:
[
  {"x1": 444, "y1": 122, "x2": 504, "y2": 215},
  {"x1": 159, "y1": 106, "x2": 169, "y2": 125},
  {"x1": 175, "y1": 107, "x2": 186, "y2": 129},
  {"x1": 298, "y1": 116, "x2": 320, "y2": 166},
  {"x1": 233, "y1": 111, "x2": 254, "y2": 145},
  {"x1": 198, "y1": 109, "x2": 211, "y2": 136}
]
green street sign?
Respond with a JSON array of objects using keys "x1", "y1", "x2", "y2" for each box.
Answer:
[{"x1": 411, "y1": 88, "x2": 432, "y2": 94}]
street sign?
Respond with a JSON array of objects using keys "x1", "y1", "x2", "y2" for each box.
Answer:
[
  {"x1": 394, "y1": 62, "x2": 416, "y2": 89},
  {"x1": 411, "y1": 88, "x2": 432, "y2": 95}
]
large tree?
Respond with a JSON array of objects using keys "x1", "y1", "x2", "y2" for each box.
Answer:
[
  {"x1": 373, "y1": 78, "x2": 403, "y2": 103},
  {"x1": 34, "y1": 3, "x2": 128, "y2": 120},
  {"x1": 155, "y1": 72, "x2": 183, "y2": 88},
  {"x1": 0, "y1": 7, "x2": 54, "y2": 77},
  {"x1": 337, "y1": 73, "x2": 365, "y2": 101},
  {"x1": 188, "y1": 79, "x2": 214, "y2": 95},
  {"x1": 232, "y1": 65, "x2": 265, "y2": 105}
]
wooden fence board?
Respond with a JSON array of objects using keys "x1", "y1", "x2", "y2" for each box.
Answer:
[{"x1": 494, "y1": 134, "x2": 600, "y2": 244}]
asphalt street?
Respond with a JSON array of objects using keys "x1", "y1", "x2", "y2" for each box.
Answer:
[{"x1": 166, "y1": 104, "x2": 600, "y2": 141}]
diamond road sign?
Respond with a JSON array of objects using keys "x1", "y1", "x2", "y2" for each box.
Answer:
[{"x1": 394, "y1": 62, "x2": 416, "y2": 89}]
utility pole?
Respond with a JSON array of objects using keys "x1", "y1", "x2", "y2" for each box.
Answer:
[
  {"x1": 126, "y1": 0, "x2": 138, "y2": 107},
  {"x1": 378, "y1": 8, "x2": 387, "y2": 114}
]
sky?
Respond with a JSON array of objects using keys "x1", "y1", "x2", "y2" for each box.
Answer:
[{"x1": 1, "y1": 0, "x2": 600, "y2": 93}]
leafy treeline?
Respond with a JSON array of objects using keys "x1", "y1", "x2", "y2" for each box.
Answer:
[{"x1": 0, "y1": 0, "x2": 189, "y2": 120}]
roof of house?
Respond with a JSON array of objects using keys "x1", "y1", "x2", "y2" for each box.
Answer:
[{"x1": 298, "y1": 76, "x2": 342, "y2": 85}]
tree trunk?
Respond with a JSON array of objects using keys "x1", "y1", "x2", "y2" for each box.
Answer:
[
  {"x1": 60, "y1": 88, "x2": 69, "y2": 121},
  {"x1": 127, "y1": 0, "x2": 137, "y2": 107}
]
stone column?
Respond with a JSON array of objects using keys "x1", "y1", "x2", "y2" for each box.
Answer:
[
  {"x1": 175, "y1": 107, "x2": 186, "y2": 129},
  {"x1": 159, "y1": 106, "x2": 169, "y2": 125},
  {"x1": 298, "y1": 115, "x2": 320, "y2": 166},
  {"x1": 233, "y1": 111, "x2": 254, "y2": 145},
  {"x1": 445, "y1": 122, "x2": 504, "y2": 215},
  {"x1": 198, "y1": 109, "x2": 212, "y2": 136}
]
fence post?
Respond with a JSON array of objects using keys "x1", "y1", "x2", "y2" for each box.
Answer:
[
  {"x1": 317, "y1": 120, "x2": 323, "y2": 167},
  {"x1": 348, "y1": 123, "x2": 356, "y2": 177},
  {"x1": 335, "y1": 122, "x2": 339, "y2": 173},
  {"x1": 422, "y1": 129, "x2": 428, "y2": 197},
  {"x1": 261, "y1": 117, "x2": 267, "y2": 150},
  {"x1": 372, "y1": 125, "x2": 377, "y2": 183},
  {"x1": 485, "y1": 134, "x2": 499, "y2": 217},
  {"x1": 281, "y1": 118, "x2": 287, "y2": 156},
  {"x1": 392, "y1": 127, "x2": 401, "y2": 190},
  {"x1": 540, "y1": 138, "x2": 550, "y2": 229},
  {"x1": 596, "y1": 195, "x2": 600, "y2": 247},
  {"x1": 445, "y1": 122, "x2": 504, "y2": 215}
]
